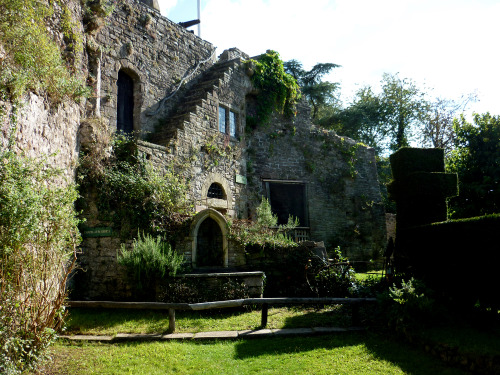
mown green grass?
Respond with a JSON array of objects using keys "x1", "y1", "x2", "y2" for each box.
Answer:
[
  {"x1": 46, "y1": 334, "x2": 469, "y2": 375},
  {"x1": 66, "y1": 306, "x2": 351, "y2": 335}
]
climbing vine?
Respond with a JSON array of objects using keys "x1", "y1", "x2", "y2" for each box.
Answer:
[
  {"x1": 78, "y1": 133, "x2": 193, "y2": 239},
  {"x1": 246, "y1": 50, "x2": 301, "y2": 128}
]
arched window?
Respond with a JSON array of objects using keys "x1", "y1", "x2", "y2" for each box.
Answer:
[
  {"x1": 207, "y1": 183, "x2": 225, "y2": 199},
  {"x1": 117, "y1": 70, "x2": 134, "y2": 133}
]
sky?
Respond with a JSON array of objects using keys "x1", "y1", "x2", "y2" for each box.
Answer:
[{"x1": 157, "y1": 0, "x2": 499, "y2": 117}]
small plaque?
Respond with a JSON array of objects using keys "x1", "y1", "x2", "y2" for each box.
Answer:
[
  {"x1": 235, "y1": 174, "x2": 247, "y2": 185},
  {"x1": 82, "y1": 227, "x2": 113, "y2": 238}
]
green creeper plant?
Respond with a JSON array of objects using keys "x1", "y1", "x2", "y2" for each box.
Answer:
[{"x1": 246, "y1": 50, "x2": 301, "y2": 128}]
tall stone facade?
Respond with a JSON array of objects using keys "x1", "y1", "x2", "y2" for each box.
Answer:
[{"x1": 2, "y1": 0, "x2": 386, "y2": 300}]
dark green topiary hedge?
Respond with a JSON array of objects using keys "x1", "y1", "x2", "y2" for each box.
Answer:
[
  {"x1": 390, "y1": 147, "x2": 445, "y2": 180},
  {"x1": 396, "y1": 214, "x2": 500, "y2": 308}
]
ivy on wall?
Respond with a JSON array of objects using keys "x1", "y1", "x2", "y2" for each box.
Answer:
[
  {"x1": 246, "y1": 50, "x2": 301, "y2": 129},
  {"x1": 78, "y1": 132, "x2": 193, "y2": 240}
]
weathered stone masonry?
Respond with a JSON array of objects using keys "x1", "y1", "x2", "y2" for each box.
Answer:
[{"x1": 2, "y1": 0, "x2": 387, "y2": 300}]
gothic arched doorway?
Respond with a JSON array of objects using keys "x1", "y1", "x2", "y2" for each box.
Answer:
[
  {"x1": 191, "y1": 209, "x2": 228, "y2": 268},
  {"x1": 196, "y1": 218, "x2": 224, "y2": 267}
]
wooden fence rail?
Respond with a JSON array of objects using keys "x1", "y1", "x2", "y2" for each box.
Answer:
[{"x1": 67, "y1": 298, "x2": 377, "y2": 333}]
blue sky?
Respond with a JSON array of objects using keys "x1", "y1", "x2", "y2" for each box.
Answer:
[{"x1": 158, "y1": 0, "x2": 499, "y2": 117}]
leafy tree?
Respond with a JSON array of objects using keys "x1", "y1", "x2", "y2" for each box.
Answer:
[
  {"x1": 284, "y1": 59, "x2": 340, "y2": 120},
  {"x1": 321, "y1": 74, "x2": 429, "y2": 154},
  {"x1": 421, "y1": 94, "x2": 477, "y2": 153},
  {"x1": 447, "y1": 113, "x2": 500, "y2": 218},
  {"x1": 379, "y1": 73, "x2": 429, "y2": 151},
  {"x1": 319, "y1": 86, "x2": 386, "y2": 153}
]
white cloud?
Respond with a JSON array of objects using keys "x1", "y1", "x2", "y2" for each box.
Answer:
[
  {"x1": 157, "y1": 0, "x2": 179, "y2": 16},
  {"x1": 196, "y1": 0, "x2": 500, "y2": 114}
]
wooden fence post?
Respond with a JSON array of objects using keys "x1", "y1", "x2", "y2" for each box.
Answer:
[
  {"x1": 261, "y1": 303, "x2": 269, "y2": 327},
  {"x1": 168, "y1": 308, "x2": 175, "y2": 333}
]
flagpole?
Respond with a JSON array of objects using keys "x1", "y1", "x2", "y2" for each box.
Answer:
[{"x1": 197, "y1": 0, "x2": 201, "y2": 37}]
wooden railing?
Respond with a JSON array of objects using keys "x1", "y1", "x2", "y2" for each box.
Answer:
[{"x1": 68, "y1": 298, "x2": 377, "y2": 333}]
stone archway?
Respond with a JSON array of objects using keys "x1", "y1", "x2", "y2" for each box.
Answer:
[
  {"x1": 190, "y1": 209, "x2": 228, "y2": 268},
  {"x1": 196, "y1": 217, "x2": 223, "y2": 267}
]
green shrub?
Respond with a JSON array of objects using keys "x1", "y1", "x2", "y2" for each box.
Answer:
[
  {"x1": 229, "y1": 197, "x2": 298, "y2": 249},
  {"x1": 309, "y1": 247, "x2": 356, "y2": 297},
  {"x1": 0, "y1": 148, "x2": 80, "y2": 373},
  {"x1": 386, "y1": 278, "x2": 437, "y2": 331},
  {"x1": 117, "y1": 232, "x2": 184, "y2": 291}
]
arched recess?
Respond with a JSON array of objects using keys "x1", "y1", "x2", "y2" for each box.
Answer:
[
  {"x1": 116, "y1": 68, "x2": 141, "y2": 133},
  {"x1": 200, "y1": 172, "x2": 233, "y2": 211},
  {"x1": 190, "y1": 209, "x2": 228, "y2": 268}
]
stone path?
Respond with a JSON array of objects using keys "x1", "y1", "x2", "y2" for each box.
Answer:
[{"x1": 61, "y1": 327, "x2": 365, "y2": 343}]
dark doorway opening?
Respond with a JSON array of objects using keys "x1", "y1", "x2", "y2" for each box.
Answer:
[
  {"x1": 117, "y1": 70, "x2": 134, "y2": 133},
  {"x1": 197, "y1": 218, "x2": 224, "y2": 267},
  {"x1": 267, "y1": 182, "x2": 308, "y2": 226}
]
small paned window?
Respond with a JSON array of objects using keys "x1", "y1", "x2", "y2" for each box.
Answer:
[
  {"x1": 218, "y1": 107, "x2": 226, "y2": 133},
  {"x1": 218, "y1": 105, "x2": 238, "y2": 138},
  {"x1": 229, "y1": 111, "x2": 237, "y2": 137},
  {"x1": 207, "y1": 183, "x2": 225, "y2": 199}
]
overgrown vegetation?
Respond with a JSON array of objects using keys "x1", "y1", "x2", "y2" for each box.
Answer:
[
  {"x1": 78, "y1": 132, "x2": 193, "y2": 239},
  {"x1": 246, "y1": 50, "x2": 301, "y2": 128},
  {"x1": 0, "y1": 0, "x2": 89, "y2": 101},
  {"x1": 447, "y1": 113, "x2": 500, "y2": 218},
  {"x1": 228, "y1": 197, "x2": 298, "y2": 249},
  {"x1": 308, "y1": 247, "x2": 356, "y2": 297},
  {"x1": 117, "y1": 232, "x2": 184, "y2": 292},
  {"x1": 0, "y1": 147, "x2": 80, "y2": 373}
]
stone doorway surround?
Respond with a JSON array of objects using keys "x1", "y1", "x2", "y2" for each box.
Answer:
[{"x1": 190, "y1": 208, "x2": 229, "y2": 268}]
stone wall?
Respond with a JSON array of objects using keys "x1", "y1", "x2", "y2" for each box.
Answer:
[
  {"x1": 93, "y1": 0, "x2": 216, "y2": 135},
  {"x1": 247, "y1": 102, "x2": 387, "y2": 260},
  {"x1": 0, "y1": 0, "x2": 87, "y2": 181},
  {"x1": 1, "y1": 94, "x2": 83, "y2": 181}
]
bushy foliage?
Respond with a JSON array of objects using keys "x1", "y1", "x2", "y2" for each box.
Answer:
[
  {"x1": 228, "y1": 197, "x2": 298, "y2": 249},
  {"x1": 0, "y1": 0, "x2": 88, "y2": 101},
  {"x1": 386, "y1": 278, "x2": 437, "y2": 331},
  {"x1": 78, "y1": 133, "x2": 193, "y2": 238},
  {"x1": 117, "y1": 232, "x2": 184, "y2": 291},
  {"x1": 307, "y1": 247, "x2": 356, "y2": 297},
  {"x1": 247, "y1": 50, "x2": 301, "y2": 127},
  {"x1": 447, "y1": 113, "x2": 500, "y2": 218},
  {"x1": 0, "y1": 148, "x2": 80, "y2": 373}
]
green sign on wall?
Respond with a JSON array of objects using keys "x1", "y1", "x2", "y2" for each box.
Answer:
[
  {"x1": 82, "y1": 227, "x2": 113, "y2": 238},
  {"x1": 235, "y1": 174, "x2": 247, "y2": 185}
]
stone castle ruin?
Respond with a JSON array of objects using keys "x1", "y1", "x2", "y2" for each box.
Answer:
[{"x1": 2, "y1": 0, "x2": 386, "y2": 300}]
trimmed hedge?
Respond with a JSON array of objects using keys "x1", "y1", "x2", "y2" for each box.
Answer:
[
  {"x1": 390, "y1": 148, "x2": 445, "y2": 180},
  {"x1": 396, "y1": 214, "x2": 500, "y2": 308}
]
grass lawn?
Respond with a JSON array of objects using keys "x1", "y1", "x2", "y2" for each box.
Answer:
[
  {"x1": 44, "y1": 333, "x2": 470, "y2": 375},
  {"x1": 51, "y1": 306, "x2": 500, "y2": 374},
  {"x1": 65, "y1": 306, "x2": 352, "y2": 335}
]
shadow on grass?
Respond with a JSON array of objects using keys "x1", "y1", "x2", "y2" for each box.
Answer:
[
  {"x1": 233, "y1": 333, "x2": 469, "y2": 375},
  {"x1": 278, "y1": 305, "x2": 351, "y2": 328},
  {"x1": 66, "y1": 307, "x2": 255, "y2": 334}
]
